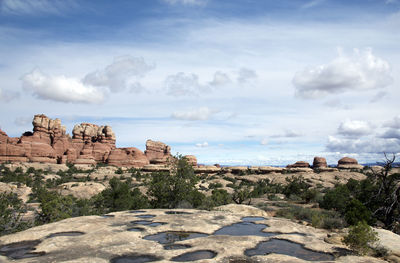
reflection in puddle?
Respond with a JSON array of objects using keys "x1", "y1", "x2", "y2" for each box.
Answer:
[
  {"x1": 214, "y1": 222, "x2": 276, "y2": 237},
  {"x1": 144, "y1": 231, "x2": 208, "y2": 244},
  {"x1": 130, "y1": 210, "x2": 145, "y2": 214},
  {"x1": 101, "y1": 214, "x2": 115, "y2": 218},
  {"x1": 241, "y1": 216, "x2": 265, "y2": 222},
  {"x1": 128, "y1": 227, "x2": 144, "y2": 232},
  {"x1": 0, "y1": 240, "x2": 45, "y2": 260},
  {"x1": 165, "y1": 211, "x2": 192, "y2": 215},
  {"x1": 136, "y1": 214, "x2": 156, "y2": 219},
  {"x1": 46, "y1": 231, "x2": 85, "y2": 238},
  {"x1": 163, "y1": 244, "x2": 192, "y2": 250},
  {"x1": 110, "y1": 254, "x2": 161, "y2": 263},
  {"x1": 130, "y1": 220, "x2": 166, "y2": 227},
  {"x1": 171, "y1": 250, "x2": 217, "y2": 262},
  {"x1": 245, "y1": 239, "x2": 334, "y2": 261}
]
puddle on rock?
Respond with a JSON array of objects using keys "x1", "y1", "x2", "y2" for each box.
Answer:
[
  {"x1": 214, "y1": 222, "x2": 276, "y2": 237},
  {"x1": 171, "y1": 250, "x2": 217, "y2": 262},
  {"x1": 165, "y1": 211, "x2": 192, "y2": 215},
  {"x1": 0, "y1": 240, "x2": 45, "y2": 260},
  {"x1": 163, "y1": 244, "x2": 192, "y2": 250},
  {"x1": 129, "y1": 210, "x2": 145, "y2": 214},
  {"x1": 128, "y1": 227, "x2": 145, "y2": 232},
  {"x1": 131, "y1": 220, "x2": 166, "y2": 227},
  {"x1": 143, "y1": 231, "x2": 208, "y2": 244},
  {"x1": 101, "y1": 214, "x2": 115, "y2": 218},
  {"x1": 110, "y1": 254, "x2": 161, "y2": 263},
  {"x1": 46, "y1": 231, "x2": 85, "y2": 238},
  {"x1": 245, "y1": 238, "x2": 334, "y2": 261},
  {"x1": 241, "y1": 216, "x2": 266, "y2": 222},
  {"x1": 136, "y1": 214, "x2": 156, "y2": 219}
]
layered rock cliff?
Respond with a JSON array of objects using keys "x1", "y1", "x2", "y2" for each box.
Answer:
[{"x1": 0, "y1": 114, "x2": 175, "y2": 168}]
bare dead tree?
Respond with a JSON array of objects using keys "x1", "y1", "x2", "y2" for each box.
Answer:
[{"x1": 368, "y1": 153, "x2": 400, "y2": 232}]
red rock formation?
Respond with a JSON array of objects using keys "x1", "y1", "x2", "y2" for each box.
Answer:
[
  {"x1": 184, "y1": 155, "x2": 197, "y2": 166},
  {"x1": 0, "y1": 114, "x2": 183, "y2": 168},
  {"x1": 145, "y1": 139, "x2": 172, "y2": 164},
  {"x1": 338, "y1": 157, "x2": 358, "y2": 165},
  {"x1": 287, "y1": 161, "x2": 310, "y2": 168},
  {"x1": 107, "y1": 147, "x2": 149, "y2": 167},
  {"x1": 313, "y1": 157, "x2": 327, "y2": 168}
]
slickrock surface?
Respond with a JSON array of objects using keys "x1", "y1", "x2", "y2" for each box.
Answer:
[{"x1": 0, "y1": 204, "x2": 392, "y2": 263}]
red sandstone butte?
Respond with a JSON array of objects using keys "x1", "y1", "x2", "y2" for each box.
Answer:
[{"x1": 0, "y1": 114, "x2": 176, "y2": 168}]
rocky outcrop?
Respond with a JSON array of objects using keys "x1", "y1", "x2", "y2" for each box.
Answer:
[
  {"x1": 184, "y1": 155, "x2": 197, "y2": 166},
  {"x1": 338, "y1": 157, "x2": 363, "y2": 169},
  {"x1": 145, "y1": 139, "x2": 172, "y2": 164},
  {"x1": 0, "y1": 114, "x2": 179, "y2": 168},
  {"x1": 313, "y1": 157, "x2": 327, "y2": 168},
  {"x1": 107, "y1": 148, "x2": 149, "y2": 168},
  {"x1": 287, "y1": 161, "x2": 310, "y2": 168}
]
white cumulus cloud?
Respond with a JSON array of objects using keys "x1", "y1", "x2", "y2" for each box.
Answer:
[
  {"x1": 22, "y1": 69, "x2": 104, "y2": 104},
  {"x1": 165, "y1": 72, "x2": 207, "y2": 96},
  {"x1": 293, "y1": 48, "x2": 393, "y2": 99},
  {"x1": 171, "y1": 107, "x2": 216, "y2": 121},
  {"x1": 83, "y1": 56, "x2": 154, "y2": 93},
  {"x1": 337, "y1": 120, "x2": 373, "y2": 137},
  {"x1": 326, "y1": 136, "x2": 400, "y2": 153},
  {"x1": 209, "y1": 71, "x2": 231, "y2": 86}
]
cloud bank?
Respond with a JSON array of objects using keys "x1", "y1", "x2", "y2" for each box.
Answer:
[
  {"x1": 293, "y1": 49, "x2": 393, "y2": 99},
  {"x1": 171, "y1": 107, "x2": 216, "y2": 121},
  {"x1": 22, "y1": 69, "x2": 104, "y2": 104}
]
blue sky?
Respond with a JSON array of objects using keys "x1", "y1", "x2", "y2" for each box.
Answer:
[{"x1": 0, "y1": 0, "x2": 399, "y2": 165}]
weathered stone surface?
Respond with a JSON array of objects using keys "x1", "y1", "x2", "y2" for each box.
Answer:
[
  {"x1": 1, "y1": 114, "x2": 182, "y2": 168},
  {"x1": 144, "y1": 139, "x2": 172, "y2": 164},
  {"x1": 284, "y1": 167, "x2": 314, "y2": 173},
  {"x1": 258, "y1": 166, "x2": 285, "y2": 174},
  {"x1": 107, "y1": 148, "x2": 149, "y2": 168},
  {"x1": 0, "y1": 204, "x2": 384, "y2": 263},
  {"x1": 141, "y1": 164, "x2": 170, "y2": 172},
  {"x1": 57, "y1": 182, "x2": 106, "y2": 199},
  {"x1": 337, "y1": 157, "x2": 363, "y2": 169},
  {"x1": 194, "y1": 165, "x2": 221, "y2": 173},
  {"x1": 287, "y1": 161, "x2": 310, "y2": 168},
  {"x1": 0, "y1": 182, "x2": 32, "y2": 203},
  {"x1": 184, "y1": 155, "x2": 197, "y2": 166},
  {"x1": 338, "y1": 157, "x2": 358, "y2": 165},
  {"x1": 313, "y1": 157, "x2": 327, "y2": 168},
  {"x1": 375, "y1": 228, "x2": 400, "y2": 261}
]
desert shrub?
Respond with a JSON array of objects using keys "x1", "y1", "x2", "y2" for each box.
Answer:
[
  {"x1": 343, "y1": 221, "x2": 378, "y2": 255},
  {"x1": 115, "y1": 168, "x2": 123, "y2": 174},
  {"x1": 208, "y1": 182, "x2": 223, "y2": 189},
  {"x1": 0, "y1": 193, "x2": 29, "y2": 236},
  {"x1": 232, "y1": 185, "x2": 252, "y2": 205},
  {"x1": 147, "y1": 155, "x2": 201, "y2": 208},
  {"x1": 282, "y1": 176, "x2": 310, "y2": 199},
  {"x1": 250, "y1": 179, "x2": 283, "y2": 198},
  {"x1": 93, "y1": 177, "x2": 149, "y2": 213},
  {"x1": 210, "y1": 189, "x2": 232, "y2": 206},
  {"x1": 344, "y1": 199, "x2": 373, "y2": 225},
  {"x1": 319, "y1": 184, "x2": 351, "y2": 213}
]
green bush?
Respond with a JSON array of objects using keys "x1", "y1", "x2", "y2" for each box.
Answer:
[
  {"x1": 282, "y1": 176, "x2": 310, "y2": 199},
  {"x1": 344, "y1": 199, "x2": 373, "y2": 225},
  {"x1": 93, "y1": 177, "x2": 149, "y2": 213},
  {"x1": 319, "y1": 184, "x2": 351, "y2": 213},
  {"x1": 147, "y1": 155, "x2": 201, "y2": 208},
  {"x1": 0, "y1": 193, "x2": 29, "y2": 236},
  {"x1": 343, "y1": 221, "x2": 378, "y2": 255}
]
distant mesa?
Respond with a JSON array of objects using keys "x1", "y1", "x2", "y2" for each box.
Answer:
[{"x1": 0, "y1": 114, "x2": 173, "y2": 168}]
